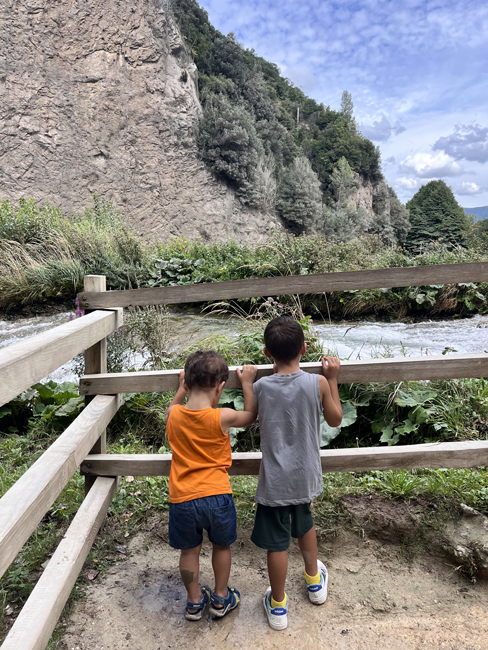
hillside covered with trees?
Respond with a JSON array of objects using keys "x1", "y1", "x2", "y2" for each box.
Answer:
[{"x1": 173, "y1": 0, "x2": 409, "y2": 244}]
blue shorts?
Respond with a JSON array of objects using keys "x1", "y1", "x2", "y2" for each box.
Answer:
[{"x1": 168, "y1": 494, "x2": 237, "y2": 550}]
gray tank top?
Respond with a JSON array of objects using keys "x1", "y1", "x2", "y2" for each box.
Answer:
[{"x1": 253, "y1": 370, "x2": 323, "y2": 506}]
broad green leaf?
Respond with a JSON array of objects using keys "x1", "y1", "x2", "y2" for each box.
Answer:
[
  {"x1": 395, "y1": 388, "x2": 437, "y2": 407},
  {"x1": 408, "y1": 405, "x2": 430, "y2": 424},
  {"x1": 229, "y1": 427, "x2": 245, "y2": 449},
  {"x1": 379, "y1": 423, "x2": 395, "y2": 443},
  {"x1": 39, "y1": 404, "x2": 58, "y2": 419},
  {"x1": 340, "y1": 401, "x2": 357, "y2": 427},
  {"x1": 395, "y1": 419, "x2": 418, "y2": 435},
  {"x1": 0, "y1": 407, "x2": 12, "y2": 419},
  {"x1": 33, "y1": 382, "x2": 56, "y2": 401},
  {"x1": 357, "y1": 392, "x2": 373, "y2": 407},
  {"x1": 55, "y1": 397, "x2": 84, "y2": 417},
  {"x1": 320, "y1": 418, "x2": 341, "y2": 447}
]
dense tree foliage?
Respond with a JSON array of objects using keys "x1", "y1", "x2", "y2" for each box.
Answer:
[
  {"x1": 172, "y1": 0, "x2": 414, "y2": 247},
  {"x1": 405, "y1": 180, "x2": 469, "y2": 250},
  {"x1": 277, "y1": 157, "x2": 323, "y2": 234},
  {"x1": 173, "y1": 0, "x2": 385, "y2": 204}
]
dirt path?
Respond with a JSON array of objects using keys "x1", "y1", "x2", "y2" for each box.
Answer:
[{"x1": 60, "y1": 524, "x2": 488, "y2": 650}]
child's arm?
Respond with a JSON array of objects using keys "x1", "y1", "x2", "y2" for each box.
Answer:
[
  {"x1": 220, "y1": 365, "x2": 258, "y2": 432},
  {"x1": 319, "y1": 356, "x2": 343, "y2": 427},
  {"x1": 164, "y1": 370, "x2": 187, "y2": 424}
]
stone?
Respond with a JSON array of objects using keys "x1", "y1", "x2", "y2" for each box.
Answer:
[{"x1": 0, "y1": 0, "x2": 283, "y2": 242}]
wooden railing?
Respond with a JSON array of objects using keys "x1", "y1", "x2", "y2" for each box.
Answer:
[{"x1": 2, "y1": 263, "x2": 488, "y2": 649}]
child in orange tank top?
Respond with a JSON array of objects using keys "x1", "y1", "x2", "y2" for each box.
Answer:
[{"x1": 165, "y1": 350, "x2": 257, "y2": 621}]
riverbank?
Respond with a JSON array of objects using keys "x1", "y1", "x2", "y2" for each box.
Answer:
[
  {"x1": 3, "y1": 477, "x2": 488, "y2": 648},
  {"x1": 2, "y1": 197, "x2": 488, "y2": 320},
  {"x1": 58, "y1": 511, "x2": 488, "y2": 650}
]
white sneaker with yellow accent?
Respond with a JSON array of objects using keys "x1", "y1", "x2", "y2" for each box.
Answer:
[
  {"x1": 263, "y1": 587, "x2": 288, "y2": 630},
  {"x1": 306, "y1": 560, "x2": 328, "y2": 605}
]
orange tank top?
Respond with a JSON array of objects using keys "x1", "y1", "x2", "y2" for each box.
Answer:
[{"x1": 167, "y1": 405, "x2": 232, "y2": 503}]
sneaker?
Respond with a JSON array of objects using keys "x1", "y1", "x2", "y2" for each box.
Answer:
[
  {"x1": 306, "y1": 560, "x2": 328, "y2": 605},
  {"x1": 209, "y1": 586, "x2": 240, "y2": 618},
  {"x1": 263, "y1": 587, "x2": 288, "y2": 631},
  {"x1": 185, "y1": 585, "x2": 210, "y2": 621}
]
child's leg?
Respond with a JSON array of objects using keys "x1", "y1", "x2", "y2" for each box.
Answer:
[
  {"x1": 297, "y1": 525, "x2": 318, "y2": 577},
  {"x1": 268, "y1": 550, "x2": 288, "y2": 603},
  {"x1": 212, "y1": 543, "x2": 231, "y2": 598},
  {"x1": 298, "y1": 522, "x2": 328, "y2": 605},
  {"x1": 179, "y1": 543, "x2": 203, "y2": 604}
]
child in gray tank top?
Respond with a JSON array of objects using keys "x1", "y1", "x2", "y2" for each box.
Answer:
[{"x1": 251, "y1": 316, "x2": 342, "y2": 631}]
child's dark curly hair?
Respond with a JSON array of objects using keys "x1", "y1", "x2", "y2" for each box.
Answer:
[{"x1": 184, "y1": 350, "x2": 229, "y2": 389}]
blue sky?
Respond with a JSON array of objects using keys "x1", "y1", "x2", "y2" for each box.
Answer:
[{"x1": 197, "y1": 0, "x2": 488, "y2": 207}]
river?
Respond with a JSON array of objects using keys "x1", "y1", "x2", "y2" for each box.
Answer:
[{"x1": 2, "y1": 310, "x2": 488, "y2": 384}]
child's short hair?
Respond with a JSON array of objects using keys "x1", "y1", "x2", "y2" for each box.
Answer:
[
  {"x1": 264, "y1": 316, "x2": 305, "y2": 361},
  {"x1": 184, "y1": 350, "x2": 229, "y2": 389}
]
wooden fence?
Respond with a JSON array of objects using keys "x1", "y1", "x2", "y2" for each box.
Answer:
[{"x1": 2, "y1": 263, "x2": 488, "y2": 649}]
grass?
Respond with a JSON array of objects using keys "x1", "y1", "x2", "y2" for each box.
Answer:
[
  {"x1": 3, "y1": 196, "x2": 488, "y2": 319},
  {"x1": 3, "y1": 221, "x2": 488, "y2": 641},
  {"x1": 2, "y1": 409, "x2": 488, "y2": 645}
]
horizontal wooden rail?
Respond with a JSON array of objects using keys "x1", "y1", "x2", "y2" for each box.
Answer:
[
  {"x1": 1, "y1": 477, "x2": 117, "y2": 650},
  {"x1": 81, "y1": 441, "x2": 488, "y2": 477},
  {"x1": 77, "y1": 262, "x2": 488, "y2": 309},
  {"x1": 0, "y1": 395, "x2": 121, "y2": 580},
  {"x1": 0, "y1": 309, "x2": 121, "y2": 408},
  {"x1": 79, "y1": 352, "x2": 488, "y2": 395}
]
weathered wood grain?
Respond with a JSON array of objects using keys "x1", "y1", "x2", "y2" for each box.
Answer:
[
  {"x1": 83, "y1": 277, "x2": 110, "y2": 492},
  {"x1": 77, "y1": 262, "x2": 488, "y2": 309},
  {"x1": 0, "y1": 310, "x2": 117, "y2": 408},
  {"x1": 0, "y1": 477, "x2": 117, "y2": 650},
  {"x1": 84, "y1": 276, "x2": 108, "y2": 379},
  {"x1": 79, "y1": 352, "x2": 488, "y2": 395},
  {"x1": 80, "y1": 440, "x2": 488, "y2": 477},
  {"x1": 0, "y1": 395, "x2": 120, "y2": 580}
]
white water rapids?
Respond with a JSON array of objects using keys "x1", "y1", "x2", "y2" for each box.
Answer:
[{"x1": 2, "y1": 310, "x2": 488, "y2": 384}]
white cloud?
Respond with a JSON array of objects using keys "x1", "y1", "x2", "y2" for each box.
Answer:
[
  {"x1": 456, "y1": 181, "x2": 482, "y2": 195},
  {"x1": 433, "y1": 124, "x2": 488, "y2": 163},
  {"x1": 359, "y1": 115, "x2": 406, "y2": 142},
  {"x1": 282, "y1": 64, "x2": 317, "y2": 94},
  {"x1": 396, "y1": 177, "x2": 418, "y2": 189},
  {"x1": 399, "y1": 152, "x2": 464, "y2": 178}
]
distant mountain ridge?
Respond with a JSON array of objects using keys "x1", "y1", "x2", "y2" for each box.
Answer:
[{"x1": 464, "y1": 206, "x2": 488, "y2": 220}]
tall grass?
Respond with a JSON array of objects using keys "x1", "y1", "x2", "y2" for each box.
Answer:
[
  {"x1": 2, "y1": 195, "x2": 488, "y2": 316},
  {"x1": 0, "y1": 196, "x2": 153, "y2": 309}
]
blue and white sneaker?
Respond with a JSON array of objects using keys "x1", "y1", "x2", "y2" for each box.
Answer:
[
  {"x1": 263, "y1": 587, "x2": 288, "y2": 631},
  {"x1": 306, "y1": 560, "x2": 328, "y2": 605}
]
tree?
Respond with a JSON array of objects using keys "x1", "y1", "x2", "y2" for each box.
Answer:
[
  {"x1": 405, "y1": 180, "x2": 469, "y2": 250},
  {"x1": 340, "y1": 90, "x2": 354, "y2": 122},
  {"x1": 197, "y1": 94, "x2": 265, "y2": 206},
  {"x1": 387, "y1": 186, "x2": 410, "y2": 244},
  {"x1": 322, "y1": 157, "x2": 371, "y2": 241},
  {"x1": 277, "y1": 157, "x2": 323, "y2": 233}
]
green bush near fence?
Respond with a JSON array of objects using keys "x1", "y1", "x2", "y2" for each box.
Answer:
[{"x1": 2, "y1": 197, "x2": 488, "y2": 318}]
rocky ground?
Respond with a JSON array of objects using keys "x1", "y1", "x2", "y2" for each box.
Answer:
[{"x1": 59, "y1": 499, "x2": 488, "y2": 650}]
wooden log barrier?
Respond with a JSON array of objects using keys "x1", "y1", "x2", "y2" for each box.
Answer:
[
  {"x1": 0, "y1": 395, "x2": 121, "y2": 580},
  {"x1": 82, "y1": 277, "x2": 123, "y2": 493},
  {"x1": 79, "y1": 352, "x2": 488, "y2": 395},
  {"x1": 0, "y1": 309, "x2": 119, "y2": 409},
  {"x1": 0, "y1": 477, "x2": 117, "y2": 650},
  {"x1": 81, "y1": 440, "x2": 488, "y2": 477},
  {"x1": 77, "y1": 261, "x2": 488, "y2": 309}
]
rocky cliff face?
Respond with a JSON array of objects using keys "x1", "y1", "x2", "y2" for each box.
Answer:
[{"x1": 0, "y1": 0, "x2": 282, "y2": 240}]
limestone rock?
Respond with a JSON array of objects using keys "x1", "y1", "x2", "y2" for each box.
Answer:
[{"x1": 0, "y1": 0, "x2": 282, "y2": 241}]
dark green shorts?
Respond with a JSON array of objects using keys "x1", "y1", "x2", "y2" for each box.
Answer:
[{"x1": 251, "y1": 502, "x2": 314, "y2": 552}]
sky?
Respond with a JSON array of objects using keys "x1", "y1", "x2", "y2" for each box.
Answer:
[{"x1": 197, "y1": 0, "x2": 488, "y2": 208}]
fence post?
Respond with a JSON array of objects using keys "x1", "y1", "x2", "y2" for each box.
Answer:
[{"x1": 83, "y1": 275, "x2": 107, "y2": 494}]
